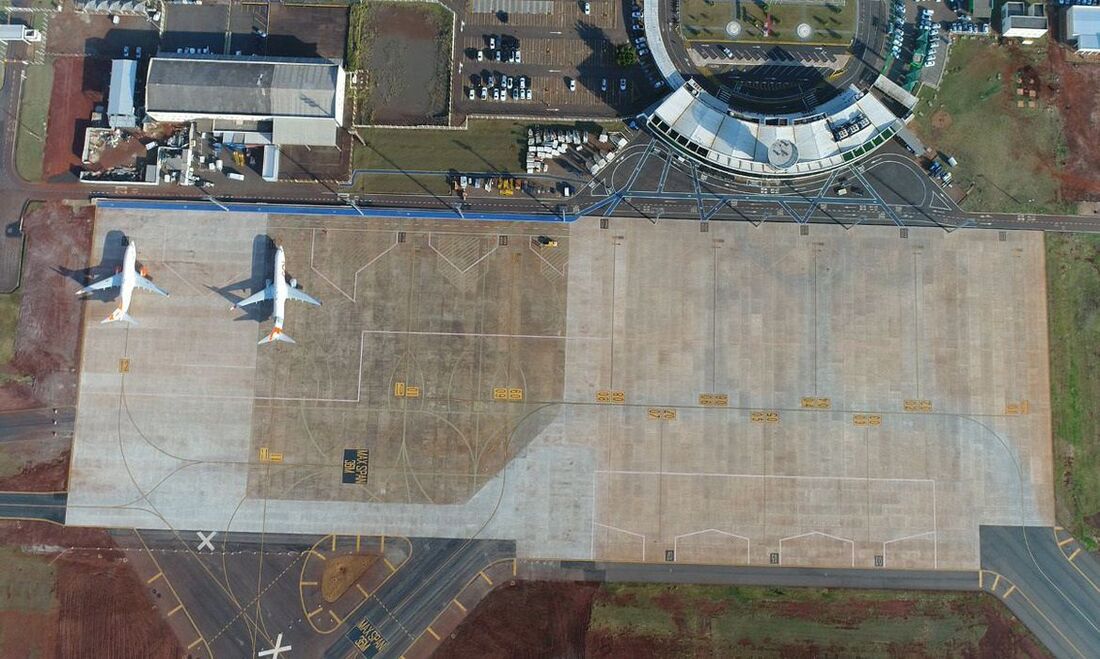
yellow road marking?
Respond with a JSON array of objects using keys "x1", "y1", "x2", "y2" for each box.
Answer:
[
  {"x1": 427, "y1": 626, "x2": 440, "y2": 640},
  {"x1": 1058, "y1": 536, "x2": 1075, "y2": 547},
  {"x1": 513, "y1": 558, "x2": 517, "y2": 576},
  {"x1": 301, "y1": 581, "x2": 318, "y2": 587},
  {"x1": 187, "y1": 637, "x2": 204, "y2": 650},
  {"x1": 1068, "y1": 548, "x2": 1081, "y2": 562},
  {"x1": 357, "y1": 583, "x2": 370, "y2": 598},
  {"x1": 384, "y1": 557, "x2": 396, "y2": 572},
  {"x1": 1056, "y1": 525, "x2": 1064, "y2": 531},
  {"x1": 480, "y1": 571, "x2": 493, "y2": 585},
  {"x1": 118, "y1": 358, "x2": 130, "y2": 373},
  {"x1": 381, "y1": 535, "x2": 385, "y2": 552},
  {"x1": 332, "y1": 535, "x2": 337, "y2": 552},
  {"x1": 1004, "y1": 584, "x2": 1017, "y2": 598},
  {"x1": 356, "y1": 535, "x2": 361, "y2": 553},
  {"x1": 979, "y1": 571, "x2": 984, "y2": 588},
  {"x1": 329, "y1": 610, "x2": 344, "y2": 625},
  {"x1": 453, "y1": 598, "x2": 467, "y2": 612},
  {"x1": 168, "y1": 604, "x2": 183, "y2": 617},
  {"x1": 307, "y1": 606, "x2": 324, "y2": 619},
  {"x1": 991, "y1": 574, "x2": 1001, "y2": 591},
  {"x1": 310, "y1": 549, "x2": 327, "y2": 561},
  {"x1": 146, "y1": 572, "x2": 162, "y2": 584}
]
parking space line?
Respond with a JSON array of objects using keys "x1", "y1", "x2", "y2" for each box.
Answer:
[
  {"x1": 187, "y1": 637, "x2": 204, "y2": 650},
  {"x1": 453, "y1": 598, "x2": 467, "y2": 612},
  {"x1": 480, "y1": 571, "x2": 493, "y2": 585},
  {"x1": 146, "y1": 571, "x2": 163, "y2": 584},
  {"x1": 1058, "y1": 536, "x2": 1074, "y2": 547},
  {"x1": 1068, "y1": 548, "x2": 1081, "y2": 562},
  {"x1": 301, "y1": 580, "x2": 318, "y2": 586},
  {"x1": 1004, "y1": 584, "x2": 1017, "y2": 599},
  {"x1": 168, "y1": 603, "x2": 184, "y2": 617},
  {"x1": 427, "y1": 626, "x2": 440, "y2": 640},
  {"x1": 357, "y1": 583, "x2": 370, "y2": 598},
  {"x1": 306, "y1": 605, "x2": 324, "y2": 619}
]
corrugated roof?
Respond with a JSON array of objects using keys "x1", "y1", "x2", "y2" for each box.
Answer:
[
  {"x1": 271, "y1": 117, "x2": 337, "y2": 147},
  {"x1": 146, "y1": 56, "x2": 340, "y2": 119},
  {"x1": 1069, "y1": 6, "x2": 1100, "y2": 44},
  {"x1": 107, "y1": 59, "x2": 138, "y2": 120}
]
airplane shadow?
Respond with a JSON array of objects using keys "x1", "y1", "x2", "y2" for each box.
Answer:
[
  {"x1": 57, "y1": 229, "x2": 129, "y2": 303},
  {"x1": 208, "y1": 234, "x2": 274, "y2": 323}
]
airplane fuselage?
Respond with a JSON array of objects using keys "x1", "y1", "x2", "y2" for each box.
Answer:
[
  {"x1": 272, "y1": 247, "x2": 288, "y2": 331},
  {"x1": 118, "y1": 242, "x2": 138, "y2": 316}
]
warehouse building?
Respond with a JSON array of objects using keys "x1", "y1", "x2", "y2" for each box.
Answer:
[
  {"x1": 1066, "y1": 5, "x2": 1100, "y2": 53},
  {"x1": 107, "y1": 59, "x2": 139, "y2": 129},
  {"x1": 144, "y1": 53, "x2": 346, "y2": 147}
]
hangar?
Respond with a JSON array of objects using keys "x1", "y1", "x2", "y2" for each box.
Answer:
[{"x1": 144, "y1": 53, "x2": 346, "y2": 147}]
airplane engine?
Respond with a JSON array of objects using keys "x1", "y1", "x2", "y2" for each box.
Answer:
[{"x1": 289, "y1": 278, "x2": 298, "y2": 289}]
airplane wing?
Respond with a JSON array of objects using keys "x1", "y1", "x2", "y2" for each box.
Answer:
[
  {"x1": 134, "y1": 275, "x2": 170, "y2": 297},
  {"x1": 76, "y1": 273, "x2": 122, "y2": 295},
  {"x1": 234, "y1": 284, "x2": 274, "y2": 308},
  {"x1": 286, "y1": 287, "x2": 321, "y2": 306}
]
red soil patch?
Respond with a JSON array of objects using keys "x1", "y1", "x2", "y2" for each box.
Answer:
[
  {"x1": 0, "y1": 521, "x2": 181, "y2": 658},
  {"x1": 0, "y1": 448, "x2": 69, "y2": 491},
  {"x1": 1047, "y1": 42, "x2": 1100, "y2": 200},
  {"x1": 434, "y1": 581, "x2": 600, "y2": 658},
  {"x1": 1, "y1": 202, "x2": 94, "y2": 410},
  {"x1": 43, "y1": 57, "x2": 110, "y2": 181}
]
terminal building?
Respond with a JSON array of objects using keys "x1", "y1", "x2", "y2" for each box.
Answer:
[
  {"x1": 645, "y1": 79, "x2": 907, "y2": 178},
  {"x1": 145, "y1": 53, "x2": 346, "y2": 148}
]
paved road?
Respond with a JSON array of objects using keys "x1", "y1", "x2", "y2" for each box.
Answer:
[
  {"x1": 0, "y1": 490, "x2": 67, "y2": 524},
  {"x1": 539, "y1": 560, "x2": 980, "y2": 590},
  {"x1": 0, "y1": 407, "x2": 74, "y2": 443},
  {"x1": 981, "y1": 526, "x2": 1100, "y2": 659},
  {"x1": 324, "y1": 537, "x2": 514, "y2": 659}
]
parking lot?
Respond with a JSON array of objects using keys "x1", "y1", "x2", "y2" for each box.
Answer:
[{"x1": 453, "y1": 0, "x2": 666, "y2": 118}]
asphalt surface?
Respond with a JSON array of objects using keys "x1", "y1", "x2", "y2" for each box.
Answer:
[
  {"x1": 0, "y1": 490, "x2": 67, "y2": 524},
  {"x1": 980, "y1": 526, "x2": 1100, "y2": 659},
  {"x1": 0, "y1": 407, "x2": 74, "y2": 443},
  {"x1": 548, "y1": 560, "x2": 980, "y2": 590},
  {"x1": 324, "y1": 537, "x2": 515, "y2": 659}
]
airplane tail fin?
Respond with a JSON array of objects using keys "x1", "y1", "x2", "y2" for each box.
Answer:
[
  {"x1": 258, "y1": 327, "x2": 295, "y2": 345},
  {"x1": 101, "y1": 308, "x2": 137, "y2": 325}
]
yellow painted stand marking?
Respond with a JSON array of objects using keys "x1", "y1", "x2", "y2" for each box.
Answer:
[
  {"x1": 903, "y1": 399, "x2": 933, "y2": 412},
  {"x1": 146, "y1": 572, "x2": 162, "y2": 584},
  {"x1": 394, "y1": 382, "x2": 405, "y2": 397},
  {"x1": 1004, "y1": 584, "x2": 1017, "y2": 598},
  {"x1": 596, "y1": 390, "x2": 625, "y2": 404},
  {"x1": 357, "y1": 583, "x2": 371, "y2": 598},
  {"x1": 647, "y1": 408, "x2": 677, "y2": 420},
  {"x1": 427, "y1": 626, "x2": 440, "y2": 640},
  {"x1": 119, "y1": 358, "x2": 130, "y2": 373},
  {"x1": 750, "y1": 411, "x2": 780, "y2": 424},
  {"x1": 699, "y1": 393, "x2": 728, "y2": 407},
  {"x1": 453, "y1": 598, "x2": 467, "y2": 612},
  {"x1": 853, "y1": 414, "x2": 882, "y2": 426},
  {"x1": 168, "y1": 604, "x2": 183, "y2": 617},
  {"x1": 187, "y1": 637, "x2": 204, "y2": 650},
  {"x1": 480, "y1": 571, "x2": 493, "y2": 585},
  {"x1": 801, "y1": 397, "x2": 831, "y2": 409}
]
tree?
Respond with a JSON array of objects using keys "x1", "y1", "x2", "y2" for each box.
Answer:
[{"x1": 616, "y1": 43, "x2": 638, "y2": 68}]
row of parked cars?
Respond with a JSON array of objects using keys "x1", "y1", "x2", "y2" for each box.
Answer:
[
  {"x1": 476, "y1": 33, "x2": 522, "y2": 63},
  {"x1": 469, "y1": 73, "x2": 534, "y2": 101}
]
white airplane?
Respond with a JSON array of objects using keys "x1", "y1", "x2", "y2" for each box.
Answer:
[
  {"x1": 234, "y1": 245, "x2": 320, "y2": 345},
  {"x1": 76, "y1": 240, "x2": 169, "y2": 324}
]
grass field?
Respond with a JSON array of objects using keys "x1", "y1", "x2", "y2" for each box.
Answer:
[
  {"x1": 680, "y1": 0, "x2": 856, "y2": 45},
  {"x1": 0, "y1": 292, "x2": 21, "y2": 371},
  {"x1": 14, "y1": 64, "x2": 52, "y2": 182},
  {"x1": 588, "y1": 583, "x2": 1046, "y2": 655},
  {"x1": 1046, "y1": 233, "x2": 1100, "y2": 550},
  {"x1": 911, "y1": 40, "x2": 1070, "y2": 215}
]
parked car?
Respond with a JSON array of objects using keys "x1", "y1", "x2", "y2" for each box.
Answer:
[
  {"x1": 568, "y1": 78, "x2": 576, "y2": 91},
  {"x1": 619, "y1": 78, "x2": 627, "y2": 91},
  {"x1": 601, "y1": 78, "x2": 608, "y2": 91},
  {"x1": 583, "y1": 1, "x2": 591, "y2": 14},
  {"x1": 468, "y1": 87, "x2": 476, "y2": 100}
]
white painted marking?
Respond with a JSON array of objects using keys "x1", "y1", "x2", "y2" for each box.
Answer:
[
  {"x1": 258, "y1": 633, "x2": 291, "y2": 658},
  {"x1": 196, "y1": 530, "x2": 216, "y2": 552}
]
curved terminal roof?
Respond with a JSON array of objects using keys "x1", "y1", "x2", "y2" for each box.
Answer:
[{"x1": 646, "y1": 80, "x2": 902, "y2": 177}]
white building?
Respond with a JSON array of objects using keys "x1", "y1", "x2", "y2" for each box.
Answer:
[
  {"x1": 107, "y1": 59, "x2": 138, "y2": 129},
  {"x1": 1001, "y1": 2, "x2": 1048, "y2": 40},
  {"x1": 1066, "y1": 5, "x2": 1100, "y2": 53},
  {"x1": 0, "y1": 24, "x2": 42, "y2": 43},
  {"x1": 145, "y1": 54, "x2": 346, "y2": 147}
]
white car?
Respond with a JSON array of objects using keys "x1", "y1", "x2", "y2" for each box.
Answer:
[
  {"x1": 568, "y1": 78, "x2": 576, "y2": 91},
  {"x1": 525, "y1": 88, "x2": 532, "y2": 100},
  {"x1": 583, "y1": 1, "x2": 591, "y2": 14},
  {"x1": 493, "y1": 88, "x2": 500, "y2": 101},
  {"x1": 480, "y1": 87, "x2": 488, "y2": 99},
  {"x1": 601, "y1": 78, "x2": 608, "y2": 91},
  {"x1": 619, "y1": 78, "x2": 627, "y2": 91},
  {"x1": 469, "y1": 87, "x2": 476, "y2": 100},
  {"x1": 477, "y1": 50, "x2": 484, "y2": 61},
  {"x1": 489, "y1": 35, "x2": 497, "y2": 49},
  {"x1": 519, "y1": 76, "x2": 526, "y2": 89}
]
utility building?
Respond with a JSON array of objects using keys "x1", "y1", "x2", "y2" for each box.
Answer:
[
  {"x1": 1001, "y1": 2, "x2": 1048, "y2": 40},
  {"x1": 1066, "y1": 5, "x2": 1100, "y2": 53},
  {"x1": 0, "y1": 24, "x2": 42, "y2": 43},
  {"x1": 107, "y1": 59, "x2": 139, "y2": 128},
  {"x1": 144, "y1": 54, "x2": 346, "y2": 147}
]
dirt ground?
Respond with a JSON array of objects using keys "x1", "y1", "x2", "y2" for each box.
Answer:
[
  {"x1": 434, "y1": 581, "x2": 600, "y2": 658},
  {"x1": 1046, "y1": 43, "x2": 1100, "y2": 201},
  {"x1": 439, "y1": 582, "x2": 1049, "y2": 658},
  {"x1": 1, "y1": 202, "x2": 93, "y2": 411},
  {"x1": 43, "y1": 57, "x2": 110, "y2": 182},
  {"x1": 357, "y1": 3, "x2": 452, "y2": 125},
  {"x1": 0, "y1": 521, "x2": 180, "y2": 658}
]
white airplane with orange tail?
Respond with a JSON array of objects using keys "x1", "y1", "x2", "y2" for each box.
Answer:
[
  {"x1": 76, "y1": 241, "x2": 169, "y2": 324},
  {"x1": 233, "y1": 245, "x2": 320, "y2": 345}
]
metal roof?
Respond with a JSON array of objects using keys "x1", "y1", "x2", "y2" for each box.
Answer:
[
  {"x1": 1068, "y1": 6, "x2": 1100, "y2": 45},
  {"x1": 271, "y1": 116, "x2": 337, "y2": 147},
  {"x1": 107, "y1": 59, "x2": 138, "y2": 127},
  {"x1": 146, "y1": 55, "x2": 341, "y2": 119}
]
